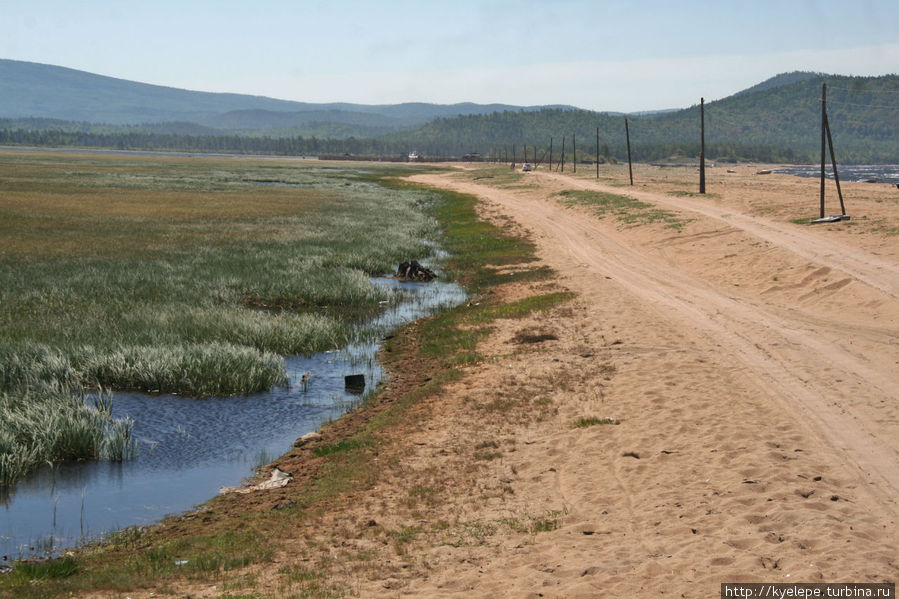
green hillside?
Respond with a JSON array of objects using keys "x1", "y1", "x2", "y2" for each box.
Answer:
[{"x1": 388, "y1": 73, "x2": 899, "y2": 163}]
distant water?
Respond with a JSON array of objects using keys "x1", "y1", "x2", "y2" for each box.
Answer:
[
  {"x1": 1, "y1": 276, "x2": 466, "y2": 561},
  {"x1": 774, "y1": 164, "x2": 899, "y2": 184}
]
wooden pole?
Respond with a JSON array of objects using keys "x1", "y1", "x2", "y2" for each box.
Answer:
[
  {"x1": 596, "y1": 127, "x2": 599, "y2": 179},
  {"x1": 573, "y1": 133, "x2": 576, "y2": 173},
  {"x1": 699, "y1": 97, "x2": 706, "y2": 194},
  {"x1": 820, "y1": 83, "x2": 827, "y2": 219},
  {"x1": 512, "y1": 144, "x2": 516, "y2": 169},
  {"x1": 549, "y1": 137, "x2": 553, "y2": 172},
  {"x1": 560, "y1": 137, "x2": 565, "y2": 172},
  {"x1": 625, "y1": 117, "x2": 634, "y2": 186},
  {"x1": 824, "y1": 112, "x2": 846, "y2": 215}
]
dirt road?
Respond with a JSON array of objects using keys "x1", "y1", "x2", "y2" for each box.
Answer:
[
  {"x1": 370, "y1": 164, "x2": 898, "y2": 596},
  {"x1": 418, "y1": 168, "x2": 899, "y2": 509}
]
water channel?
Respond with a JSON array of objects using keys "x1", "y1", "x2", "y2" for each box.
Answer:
[{"x1": 1, "y1": 276, "x2": 466, "y2": 561}]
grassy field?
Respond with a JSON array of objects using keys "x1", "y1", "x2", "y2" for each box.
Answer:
[{"x1": 0, "y1": 151, "x2": 440, "y2": 484}]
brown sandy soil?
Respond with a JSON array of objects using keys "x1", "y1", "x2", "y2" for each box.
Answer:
[{"x1": 88, "y1": 164, "x2": 897, "y2": 598}]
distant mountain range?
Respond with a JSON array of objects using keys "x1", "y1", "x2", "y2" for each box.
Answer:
[
  {"x1": 0, "y1": 59, "x2": 575, "y2": 136},
  {"x1": 1, "y1": 59, "x2": 898, "y2": 163}
]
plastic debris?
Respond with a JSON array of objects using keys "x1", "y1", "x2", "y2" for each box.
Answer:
[{"x1": 219, "y1": 467, "x2": 293, "y2": 494}]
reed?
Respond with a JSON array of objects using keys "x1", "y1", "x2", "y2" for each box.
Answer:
[
  {"x1": 0, "y1": 152, "x2": 440, "y2": 484},
  {"x1": 0, "y1": 388, "x2": 135, "y2": 485}
]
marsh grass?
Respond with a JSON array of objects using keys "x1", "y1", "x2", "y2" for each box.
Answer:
[
  {"x1": 0, "y1": 167, "x2": 570, "y2": 598},
  {"x1": 558, "y1": 189, "x2": 689, "y2": 230},
  {"x1": 0, "y1": 152, "x2": 441, "y2": 485},
  {"x1": 0, "y1": 387, "x2": 135, "y2": 486}
]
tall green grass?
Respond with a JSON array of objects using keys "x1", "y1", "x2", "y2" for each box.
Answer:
[
  {"x1": 0, "y1": 153, "x2": 441, "y2": 485},
  {"x1": 0, "y1": 387, "x2": 135, "y2": 486}
]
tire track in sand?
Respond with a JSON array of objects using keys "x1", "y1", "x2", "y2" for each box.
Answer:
[
  {"x1": 412, "y1": 172, "x2": 899, "y2": 515},
  {"x1": 544, "y1": 172, "x2": 899, "y2": 300}
]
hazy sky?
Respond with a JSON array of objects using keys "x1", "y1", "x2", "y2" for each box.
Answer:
[{"x1": 3, "y1": 0, "x2": 898, "y2": 111}]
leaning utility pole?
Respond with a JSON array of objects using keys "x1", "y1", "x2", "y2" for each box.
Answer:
[{"x1": 816, "y1": 82, "x2": 848, "y2": 221}]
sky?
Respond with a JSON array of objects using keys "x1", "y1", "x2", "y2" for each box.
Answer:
[{"x1": 3, "y1": 0, "x2": 899, "y2": 112}]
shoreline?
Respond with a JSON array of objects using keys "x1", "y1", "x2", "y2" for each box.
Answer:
[{"x1": 4, "y1": 162, "x2": 897, "y2": 598}]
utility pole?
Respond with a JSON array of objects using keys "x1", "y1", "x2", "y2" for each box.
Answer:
[
  {"x1": 699, "y1": 97, "x2": 706, "y2": 194},
  {"x1": 824, "y1": 111, "x2": 846, "y2": 215},
  {"x1": 549, "y1": 137, "x2": 553, "y2": 172},
  {"x1": 820, "y1": 83, "x2": 827, "y2": 218},
  {"x1": 625, "y1": 117, "x2": 634, "y2": 186},
  {"x1": 560, "y1": 137, "x2": 565, "y2": 172},
  {"x1": 819, "y1": 83, "x2": 847, "y2": 218}
]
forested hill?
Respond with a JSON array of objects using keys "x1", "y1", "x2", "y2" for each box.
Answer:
[{"x1": 389, "y1": 73, "x2": 899, "y2": 163}]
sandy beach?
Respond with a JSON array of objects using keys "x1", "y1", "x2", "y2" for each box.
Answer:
[
  {"x1": 346, "y1": 164, "x2": 897, "y2": 596},
  {"x1": 83, "y1": 163, "x2": 898, "y2": 598}
]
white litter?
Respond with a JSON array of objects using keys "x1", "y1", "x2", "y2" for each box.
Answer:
[{"x1": 219, "y1": 467, "x2": 293, "y2": 494}]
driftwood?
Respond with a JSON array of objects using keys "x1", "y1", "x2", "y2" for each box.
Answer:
[{"x1": 396, "y1": 260, "x2": 436, "y2": 282}]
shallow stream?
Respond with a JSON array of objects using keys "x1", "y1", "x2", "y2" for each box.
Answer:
[{"x1": 1, "y1": 276, "x2": 465, "y2": 560}]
